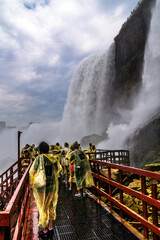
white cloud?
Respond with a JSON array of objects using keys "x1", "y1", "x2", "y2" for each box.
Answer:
[{"x1": 0, "y1": 0, "x2": 139, "y2": 125}]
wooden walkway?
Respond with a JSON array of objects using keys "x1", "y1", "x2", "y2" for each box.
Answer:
[{"x1": 25, "y1": 180, "x2": 141, "y2": 240}]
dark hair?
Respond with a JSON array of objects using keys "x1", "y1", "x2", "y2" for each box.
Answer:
[
  {"x1": 56, "y1": 142, "x2": 60, "y2": 146},
  {"x1": 39, "y1": 141, "x2": 49, "y2": 154},
  {"x1": 64, "y1": 142, "x2": 69, "y2": 148},
  {"x1": 73, "y1": 141, "x2": 79, "y2": 150}
]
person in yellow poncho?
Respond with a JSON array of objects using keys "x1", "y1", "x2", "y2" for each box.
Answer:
[
  {"x1": 87, "y1": 143, "x2": 93, "y2": 159},
  {"x1": 66, "y1": 144, "x2": 75, "y2": 190},
  {"x1": 70, "y1": 141, "x2": 94, "y2": 197},
  {"x1": 20, "y1": 144, "x2": 32, "y2": 172},
  {"x1": 61, "y1": 142, "x2": 70, "y2": 182},
  {"x1": 90, "y1": 144, "x2": 96, "y2": 159},
  {"x1": 29, "y1": 141, "x2": 62, "y2": 237}
]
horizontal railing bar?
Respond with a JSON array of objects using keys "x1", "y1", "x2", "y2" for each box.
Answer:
[
  {"x1": 86, "y1": 149, "x2": 129, "y2": 152},
  {"x1": 12, "y1": 187, "x2": 29, "y2": 240},
  {"x1": 0, "y1": 169, "x2": 18, "y2": 187},
  {"x1": 0, "y1": 181, "x2": 18, "y2": 198},
  {"x1": 93, "y1": 172, "x2": 160, "y2": 209},
  {"x1": 5, "y1": 163, "x2": 31, "y2": 215},
  {"x1": 91, "y1": 160, "x2": 160, "y2": 180},
  {"x1": 92, "y1": 158, "x2": 128, "y2": 161},
  {"x1": 0, "y1": 212, "x2": 10, "y2": 226},
  {"x1": 0, "y1": 162, "x2": 18, "y2": 178},
  {"x1": 93, "y1": 186, "x2": 160, "y2": 236}
]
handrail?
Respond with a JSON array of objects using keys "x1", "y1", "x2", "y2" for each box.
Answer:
[
  {"x1": 0, "y1": 161, "x2": 19, "y2": 207},
  {"x1": 0, "y1": 157, "x2": 31, "y2": 206},
  {"x1": 0, "y1": 161, "x2": 18, "y2": 179},
  {"x1": 0, "y1": 162, "x2": 32, "y2": 240},
  {"x1": 86, "y1": 150, "x2": 130, "y2": 166},
  {"x1": 0, "y1": 161, "x2": 18, "y2": 189},
  {"x1": 90, "y1": 159, "x2": 160, "y2": 240}
]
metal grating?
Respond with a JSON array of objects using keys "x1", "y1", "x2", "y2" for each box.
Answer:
[{"x1": 39, "y1": 180, "x2": 140, "y2": 240}]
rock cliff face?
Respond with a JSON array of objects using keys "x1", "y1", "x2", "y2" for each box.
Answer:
[
  {"x1": 112, "y1": 0, "x2": 160, "y2": 168},
  {"x1": 113, "y1": 0, "x2": 156, "y2": 109},
  {"x1": 125, "y1": 112, "x2": 160, "y2": 168}
]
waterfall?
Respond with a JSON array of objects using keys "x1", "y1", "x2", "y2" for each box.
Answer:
[
  {"x1": 99, "y1": 0, "x2": 160, "y2": 150},
  {"x1": 0, "y1": 1, "x2": 159, "y2": 173},
  {"x1": 60, "y1": 43, "x2": 115, "y2": 143},
  {"x1": 140, "y1": 0, "x2": 160, "y2": 115}
]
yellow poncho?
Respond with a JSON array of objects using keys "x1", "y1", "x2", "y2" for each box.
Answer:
[
  {"x1": 70, "y1": 150, "x2": 94, "y2": 190},
  {"x1": 29, "y1": 154, "x2": 62, "y2": 228}
]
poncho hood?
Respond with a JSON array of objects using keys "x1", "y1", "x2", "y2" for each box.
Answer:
[{"x1": 42, "y1": 153, "x2": 58, "y2": 164}]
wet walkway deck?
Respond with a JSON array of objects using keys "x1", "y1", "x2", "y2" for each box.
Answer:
[{"x1": 26, "y1": 181, "x2": 141, "y2": 240}]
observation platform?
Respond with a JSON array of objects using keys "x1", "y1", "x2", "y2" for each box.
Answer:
[
  {"x1": 2, "y1": 147, "x2": 160, "y2": 239},
  {"x1": 26, "y1": 180, "x2": 140, "y2": 240}
]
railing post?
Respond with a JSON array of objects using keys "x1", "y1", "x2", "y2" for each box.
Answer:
[
  {"x1": 0, "y1": 227, "x2": 10, "y2": 240},
  {"x1": 97, "y1": 164, "x2": 101, "y2": 200},
  {"x1": 141, "y1": 176, "x2": 148, "y2": 239},
  {"x1": 119, "y1": 170, "x2": 124, "y2": 218},
  {"x1": 0, "y1": 176, "x2": 2, "y2": 193},
  {"x1": 108, "y1": 167, "x2": 113, "y2": 209},
  {"x1": 10, "y1": 167, "x2": 13, "y2": 187},
  {"x1": 6, "y1": 172, "x2": 8, "y2": 190},
  {"x1": 18, "y1": 131, "x2": 22, "y2": 180},
  {"x1": 152, "y1": 184, "x2": 158, "y2": 240}
]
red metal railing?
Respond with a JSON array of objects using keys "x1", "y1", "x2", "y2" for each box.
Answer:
[
  {"x1": 86, "y1": 150, "x2": 130, "y2": 166},
  {"x1": 0, "y1": 163, "x2": 32, "y2": 240},
  {"x1": 0, "y1": 161, "x2": 19, "y2": 208},
  {"x1": 90, "y1": 159, "x2": 160, "y2": 240}
]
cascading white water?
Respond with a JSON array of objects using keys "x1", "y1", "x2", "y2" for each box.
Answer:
[
  {"x1": 0, "y1": 1, "x2": 159, "y2": 173},
  {"x1": 0, "y1": 45, "x2": 116, "y2": 174},
  {"x1": 99, "y1": 0, "x2": 160, "y2": 150},
  {"x1": 60, "y1": 43, "x2": 115, "y2": 143},
  {"x1": 140, "y1": 0, "x2": 160, "y2": 115}
]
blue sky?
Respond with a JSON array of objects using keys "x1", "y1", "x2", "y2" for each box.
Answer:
[{"x1": 0, "y1": 0, "x2": 140, "y2": 126}]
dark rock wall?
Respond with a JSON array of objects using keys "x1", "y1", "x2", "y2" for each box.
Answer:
[
  {"x1": 125, "y1": 113, "x2": 160, "y2": 168},
  {"x1": 113, "y1": 0, "x2": 156, "y2": 109},
  {"x1": 111, "y1": 0, "x2": 160, "y2": 168}
]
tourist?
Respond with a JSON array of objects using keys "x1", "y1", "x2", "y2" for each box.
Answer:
[
  {"x1": 29, "y1": 141, "x2": 62, "y2": 237},
  {"x1": 90, "y1": 144, "x2": 96, "y2": 159},
  {"x1": 20, "y1": 144, "x2": 32, "y2": 172},
  {"x1": 66, "y1": 144, "x2": 75, "y2": 190},
  {"x1": 61, "y1": 142, "x2": 70, "y2": 182},
  {"x1": 70, "y1": 141, "x2": 94, "y2": 197},
  {"x1": 87, "y1": 142, "x2": 93, "y2": 159}
]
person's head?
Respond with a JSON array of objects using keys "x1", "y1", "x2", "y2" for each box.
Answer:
[
  {"x1": 89, "y1": 143, "x2": 92, "y2": 147},
  {"x1": 73, "y1": 141, "x2": 79, "y2": 150},
  {"x1": 70, "y1": 144, "x2": 74, "y2": 151},
  {"x1": 25, "y1": 144, "x2": 30, "y2": 149},
  {"x1": 39, "y1": 141, "x2": 49, "y2": 154},
  {"x1": 56, "y1": 142, "x2": 60, "y2": 146},
  {"x1": 49, "y1": 144, "x2": 54, "y2": 151},
  {"x1": 92, "y1": 145, "x2": 95, "y2": 150},
  {"x1": 64, "y1": 142, "x2": 69, "y2": 148}
]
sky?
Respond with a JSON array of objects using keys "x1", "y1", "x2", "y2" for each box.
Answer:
[{"x1": 0, "y1": 0, "x2": 140, "y2": 126}]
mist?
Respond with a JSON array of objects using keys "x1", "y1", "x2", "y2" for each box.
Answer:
[
  {"x1": 0, "y1": 128, "x2": 18, "y2": 174},
  {"x1": 0, "y1": 0, "x2": 159, "y2": 174}
]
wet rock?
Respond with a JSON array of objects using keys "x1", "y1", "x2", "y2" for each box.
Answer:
[{"x1": 80, "y1": 134, "x2": 105, "y2": 148}]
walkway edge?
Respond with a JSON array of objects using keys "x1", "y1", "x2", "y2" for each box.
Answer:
[{"x1": 86, "y1": 189, "x2": 147, "y2": 240}]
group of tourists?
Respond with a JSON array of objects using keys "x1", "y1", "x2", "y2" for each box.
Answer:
[{"x1": 21, "y1": 141, "x2": 95, "y2": 237}]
